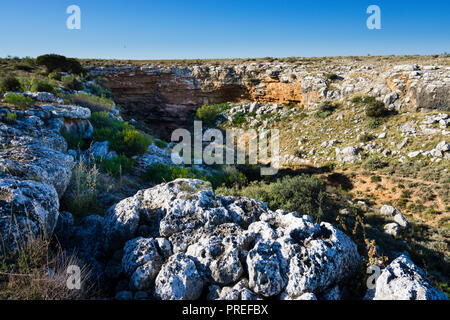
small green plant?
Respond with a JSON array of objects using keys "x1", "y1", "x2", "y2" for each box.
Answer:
[
  {"x1": 367, "y1": 117, "x2": 382, "y2": 129},
  {"x1": 325, "y1": 73, "x2": 339, "y2": 81},
  {"x1": 5, "y1": 112, "x2": 17, "y2": 124},
  {"x1": 4, "y1": 93, "x2": 34, "y2": 110},
  {"x1": 370, "y1": 175, "x2": 382, "y2": 183},
  {"x1": 48, "y1": 72, "x2": 63, "y2": 81},
  {"x1": 232, "y1": 112, "x2": 246, "y2": 125},
  {"x1": 63, "y1": 159, "x2": 99, "y2": 219}
]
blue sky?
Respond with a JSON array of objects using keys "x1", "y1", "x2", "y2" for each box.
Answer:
[{"x1": 0, "y1": 0, "x2": 449, "y2": 59}]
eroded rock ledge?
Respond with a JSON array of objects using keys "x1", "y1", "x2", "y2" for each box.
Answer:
[{"x1": 93, "y1": 62, "x2": 450, "y2": 138}]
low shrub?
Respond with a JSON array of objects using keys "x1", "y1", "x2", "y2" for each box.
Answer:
[
  {"x1": 62, "y1": 75, "x2": 85, "y2": 91},
  {"x1": 87, "y1": 83, "x2": 112, "y2": 98},
  {"x1": 232, "y1": 112, "x2": 246, "y2": 125},
  {"x1": 31, "y1": 80, "x2": 57, "y2": 94},
  {"x1": 370, "y1": 175, "x2": 382, "y2": 183},
  {"x1": 325, "y1": 73, "x2": 339, "y2": 81},
  {"x1": 143, "y1": 163, "x2": 239, "y2": 189},
  {"x1": 196, "y1": 104, "x2": 228, "y2": 126},
  {"x1": 0, "y1": 74, "x2": 22, "y2": 93},
  {"x1": 110, "y1": 128, "x2": 151, "y2": 157},
  {"x1": 68, "y1": 92, "x2": 114, "y2": 112},
  {"x1": 3, "y1": 93, "x2": 34, "y2": 110},
  {"x1": 36, "y1": 54, "x2": 84, "y2": 74},
  {"x1": 367, "y1": 117, "x2": 382, "y2": 129},
  {"x1": 362, "y1": 156, "x2": 387, "y2": 171},
  {"x1": 314, "y1": 101, "x2": 337, "y2": 118},
  {"x1": 363, "y1": 97, "x2": 387, "y2": 118},
  {"x1": 98, "y1": 155, "x2": 134, "y2": 177},
  {"x1": 48, "y1": 72, "x2": 63, "y2": 81},
  {"x1": 216, "y1": 175, "x2": 325, "y2": 221},
  {"x1": 154, "y1": 139, "x2": 168, "y2": 149},
  {"x1": 90, "y1": 112, "x2": 150, "y2": 157}
]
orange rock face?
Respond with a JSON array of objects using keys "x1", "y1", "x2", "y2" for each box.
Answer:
[{"x1": 104, "y1": 70, "x2": 309, "y2": 138}]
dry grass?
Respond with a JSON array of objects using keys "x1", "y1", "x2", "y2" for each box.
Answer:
[{"x1": 0, "y1": 235, "x2": 93, "y2": 300}]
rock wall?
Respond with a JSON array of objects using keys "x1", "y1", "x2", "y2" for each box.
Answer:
[{"x1": 93, "y1": 61, "x2": 450, "y2": 138}]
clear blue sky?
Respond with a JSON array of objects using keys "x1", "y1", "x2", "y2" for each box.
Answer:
[{"x1": 1, "y1": 0, "x2": 449, "y2": 59}]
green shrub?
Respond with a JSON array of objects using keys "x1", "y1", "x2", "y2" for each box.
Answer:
[
  {"x1": 110, "y1": 128, "x2": 151, "y2": 157},
  {"x1": 61, "y1": 132, "x2": 86, "y2": 150},
  {"x1": 31, "y1": 80, "x2": 57, "y2": 94},
  {"x1": 367, "y1": 117, "x2": 382, "y2": 129},
  {"x1": 68, "y1": 92, "x2": 114, "y2": 112},
  {"x1": 196, "y1": 104, "x2": 226, "y2": 126},
  {"x1": 143, "y1": 163, "x2": 236, "y2": 188},
  {"x1": 36, "y1": 54, "x2": 84, "y2": 74},
  {"x1": 92, "y1": 127, "x2": 114, "y2": 142},
  {"x1": 314, "y1": 101, "x2": 336, "y2": 118},
  {"x1": 90, "y1": 111, "x2": 125, "y2": 130},
  {"x1": 62, "y1": 75, "x2": 85, "y2": 91},
  {"x1": 351, "y1": 96, "x2": 363, "y2": 104},
  {"x1": 363, "y1": 156, "x2": 388, "y2": 170},
  {"x1": 87, "y1": 83, "x2": 112, "y2": 98},
  {"x1": 154, "y1": 139, "x2": 168, "y2": 149},
  {"x1": 98, "y1": 155, "x2": 134, "y2": 177},
  {"x1": 90, "y1": 112, "x2": 150, "y2": 157},
  {"x1": 48, "y1": 72, "x2": 63, "y2": 81},
  {"x1": 144, "y1": 163, "x2": 175, "y2": 183},
  {"x1": 370, "y1": 175, "x2": 382, "y2": 182},
  {"x1": 0, "y1": 75, "x2": 22, "y2": 93},
  {"x1": 216, "y1": 175, "x2": 325, "y2": 221},
  {"x1": 363, "y1": 97, "x2": 387, "y2": 118},
  {"x1": 232, "y1": 112, "x2": 246, "y2": 125},
  {"x1": 4, "y1": 93, "x2": 34, "y2": 110}
]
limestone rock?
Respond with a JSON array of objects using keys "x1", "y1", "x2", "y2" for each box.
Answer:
[
  {"x1": 373, "y1": 255, "x2": 448, "y2": 300},
  {"x1": 155, "y1": 253, "x2": 205, "y2": 300}
]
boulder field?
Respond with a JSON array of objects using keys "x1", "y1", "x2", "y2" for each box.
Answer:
[{"x1": 56, "y1": 178, "x2": 447, "y2": 300}]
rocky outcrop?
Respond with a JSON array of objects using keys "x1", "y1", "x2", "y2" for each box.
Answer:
[
  {"x1": 99, "y1": 178, "x2": 360, "y2": 300},
  {"x1": 0, "y1": 179, "x2": 59, "y2": 252},
  {"x1": 0, "y1": 102, "x2": 91, "y2": 252},
  {"x1": 92, "y1": 62, "x2": 450, "y2": 138},
  {"x1": 372, "y1": 255, "x2": 448, "y2": 300}
]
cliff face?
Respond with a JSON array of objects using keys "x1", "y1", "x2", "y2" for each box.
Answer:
[{"x1": 93, "y1": 59, "x2": 450, "y2": 138}]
